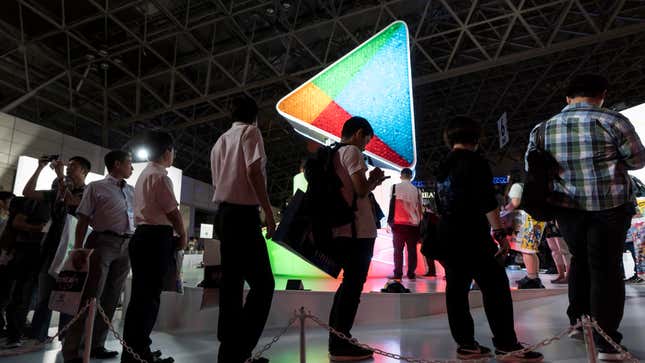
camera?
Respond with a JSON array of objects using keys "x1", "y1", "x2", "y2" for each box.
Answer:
[{"x1": 40, "y1": 154, "x2": 59, "y2": 162}]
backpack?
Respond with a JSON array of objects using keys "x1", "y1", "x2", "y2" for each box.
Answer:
[
  {"x1": 303, "y1": 143, "x2": 356, "y2": 246},
  {"x1": 521, "y1": 122, "x2": 561, "y2": 221}
]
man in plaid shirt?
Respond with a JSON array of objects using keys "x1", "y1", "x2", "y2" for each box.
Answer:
[{"x1": 526, "y1": 74, "x2": 645, "y2": 361}]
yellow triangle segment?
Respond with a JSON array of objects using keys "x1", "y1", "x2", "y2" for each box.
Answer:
[{"x1": 277, "y1": 82, "x2": 332, "y2": 124}]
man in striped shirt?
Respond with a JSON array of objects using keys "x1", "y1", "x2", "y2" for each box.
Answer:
[{"x1": 526, "y1": 74, "x2": 645, "y2": 361}]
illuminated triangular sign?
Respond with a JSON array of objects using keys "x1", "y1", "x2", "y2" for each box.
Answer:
[{"x1": 276, "y1": 21, "x2": 416, "y2": 170}]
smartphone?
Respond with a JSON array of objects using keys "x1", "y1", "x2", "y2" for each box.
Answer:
[{"x1": 41, "y1": 154, "x2": 59, "y2": 162}]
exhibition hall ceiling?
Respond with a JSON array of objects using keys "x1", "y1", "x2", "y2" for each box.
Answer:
[{"x1": 1, "y1": 0, "x2": 644, "y2": 203}]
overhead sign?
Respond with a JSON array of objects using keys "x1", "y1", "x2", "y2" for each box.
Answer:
[
  {"x1": 498, "y1": 112, "x2": 509, "y2": 149},
  {"x1": 276, "y1": 21, "x2": 416, "y2": 170}
]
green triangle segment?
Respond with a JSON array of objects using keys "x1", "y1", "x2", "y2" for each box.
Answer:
[{"x1": 311, "y1": 22, "x2": 402, "y2": 99}]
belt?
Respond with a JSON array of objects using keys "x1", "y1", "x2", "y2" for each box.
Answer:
[{"x1": 97, "y1": 230, "x2": 133, "y2": 239}]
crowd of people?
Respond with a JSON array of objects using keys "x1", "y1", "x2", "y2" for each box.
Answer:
[{"x1": 0, "y1": 73, "x2": 643, "y2": 363}]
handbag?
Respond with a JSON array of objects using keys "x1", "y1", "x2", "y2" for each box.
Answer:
[
  {"x1": 521, "y1": 122, "x2": 561, "y2": 221},
  {"x1": 369, "y1": 192, "x2": 385, "y2": 229},
  {"x1": 272, "y1": 190, "x2": 342, "y2": 278}
]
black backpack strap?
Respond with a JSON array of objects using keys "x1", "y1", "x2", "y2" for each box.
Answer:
[
  {"x1": 351, "y1": 193, "x2": 357, "y2": 239},
  {"x1": 536, "y1": 121, "x2": 547, "y2": 151},
  {"x1": 330, "y1": 142, "x2": 358, "y2": 238}
]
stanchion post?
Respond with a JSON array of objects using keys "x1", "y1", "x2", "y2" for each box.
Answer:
[
  {"x1": 582, "y1": 316, "x2": 597, "y2": 363},
  {"x1": 82, "y1": 298, "x2": 97, "y2": 363},
  {"x1": 299, "y1": 307, "x2": 306, "y2": 363}
]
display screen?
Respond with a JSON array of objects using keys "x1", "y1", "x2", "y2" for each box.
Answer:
[
  {"x1": 276, "y1": 21, "x2": 416, "y2": 170},
  {"x1": 493, "y1": 175, "x2": 510, "y2": 185}
]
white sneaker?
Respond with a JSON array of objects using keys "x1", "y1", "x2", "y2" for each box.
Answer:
[{"x1": 597, "y1": 346, "x2": 629, "y2": 361}]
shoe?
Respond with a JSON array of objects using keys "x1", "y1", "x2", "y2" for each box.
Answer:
[
  {"x1": 91, "y1": 347, "x2": 120, "y2": 359},
  {"x1": 515, "y1": 276, "x2": 530, "y2": 285},
  {"x1": 329, "y1": 344, "x2": 374, "y2": 361},
  {"x1": 387, "y1": 275, "x2": 402, "y2": 280},
  {"x1": 625, "y1": 275, "x2": 644, "y2": 284},
  {"x1": 544, "y1": 267, "x2": 558, "y2": 274},
  {"x1": 568, "y1": 327, "x2": 584, "y2": 340},
  {"x1": 597, "y1": 345, "x2": 629, "y2": 361},
  {"x1": 495, "y1": 344, "x2": 544, "y2": 362},
  {"x1": 550, "y1": 277, "x2": 568, "y2": 284},
  {"x1": 517, "y1": 277, "x2": 545, "y2": 289},
  {"x1": 122, "y1": 352, "x2": 174, "y2": 363},
  {"x1": 153, "y1": 356, "x2": 174, "y2": 363},
  {"x1": 4, "y1": 337, "x2": 22, "y2": 349},
  {"x1": 423, "y1": 272, "x2": 436, "y2": 277},
  {"x1": 407, "y1": 273, "x2": 416, "y2": 280},
  {"x1": 457, "y1": 342, "x2": 493, "y2": 359}
]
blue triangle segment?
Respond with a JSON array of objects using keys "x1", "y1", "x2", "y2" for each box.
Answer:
[{"x1": 333, "y1": 22, "x2": 415, "y2": 165}]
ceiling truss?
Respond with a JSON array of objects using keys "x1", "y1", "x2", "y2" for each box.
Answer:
[{"x1": 1, "y1": 0, "x2": 644, "y2": 204}]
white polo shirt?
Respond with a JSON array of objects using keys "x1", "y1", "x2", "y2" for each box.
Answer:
[
  {"x1": 76, "y1": 175, "x2": 135, "y2": 235},
  {"x1": 134, "y1": 162, "x2": 178, "y2": 226},
  {"x1": 211, "y1": 122, "x2": 267, "y2": 205}
]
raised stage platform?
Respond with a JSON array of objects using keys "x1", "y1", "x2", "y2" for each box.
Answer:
[{"x1": 154, "y1": 269, "x2": 568, "y2": 333}]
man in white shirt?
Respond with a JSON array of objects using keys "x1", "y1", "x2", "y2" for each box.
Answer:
[
  {"x1": 388, "y1": 168, "x2": 423, "y2": 280},
  {"x1": 328, "y1": 116, "x2": 386, "y2": 361},
  {"x1": 63, "y1": 150, "x2": 134, "y2": 363},
  {"x1": 210, "y1": 97, "x2": 275, "y2": 363},
  {"x1": 121, "y1": 132, "x2": 186, "y2": 363},
  {"x1": 292, "y1": 159, "x2": 308, "y2": 195}
]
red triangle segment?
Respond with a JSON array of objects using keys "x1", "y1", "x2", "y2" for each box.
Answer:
[
  {"x1": 367, "y1": 136, "x2": 410, "y2": 167},
  {"x1": 311, "y1": 100, "x2": 410, "y2": 167},
  {"x1": 310, "y1": 101, "x2": 351, "y2": 136}
]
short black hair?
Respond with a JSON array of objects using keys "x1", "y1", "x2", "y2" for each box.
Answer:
[
  {"x1": 0, "y1": 191, "x2": 15, "y2": 202},
  {"x1": 566, "y1": 74, "x2": 608, "y2": 98},
  {"x1": 232, "y1": 96, "x2": 259, "y2": 124},
  {"x1": 144, "y1": 131, "x2": 174, "y2": 161},
  {"x1": 401, "y1": 168, "x2": 413, "y2": 178},
  {"x1": 443, "y1": 116, "x2": 482, "y2": 147},
  {"x1": 105, "y1": 150, "x2": 131, "y2": 172},
  {"x1": 341, "y1": 116, "x2": 374, "y2": 139},
  {"x1": 69, "y1": 156, "x2": 91, "y2": 174}
]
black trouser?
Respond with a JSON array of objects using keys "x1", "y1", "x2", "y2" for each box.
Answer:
[
  {"x1": 216, "y1": 203, "x2": 275, "y2": 363},
  {"x1": 31, "y1": 252, "x2": 72, "y2": 341},
  {"x1": 0, "y1": 264, "x2": 14, "y2": 331},
  {"x1": 443, "y1": 242, "x2": 518, "y2": 350},
  {"x1": 5, "y1": 243, "x2": 41, "y2": 341},
  {"x1": 554, "y1": 204, "x2": 633, "y2": 348},
  {"x1": 122, "y1": 225, "x2": 174, "y2": 362},
  {"x1": 328, "y1": 237, "x2": 375, "y2": 350},
  {"x1": 392, "y1": 225, "x2": 419, "y2": 277}
]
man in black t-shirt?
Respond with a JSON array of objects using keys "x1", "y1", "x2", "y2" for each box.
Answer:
[
  {"x1": 434, "y1": 117, "x2": 543, "y2": 362},
  {"x1": 22, "y1": 156, "x2": 90, "y2": 342}
]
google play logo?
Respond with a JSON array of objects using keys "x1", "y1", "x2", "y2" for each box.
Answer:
[{"x1": 276, "y1": 21, "x2": 416, "y2": 170}]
